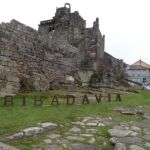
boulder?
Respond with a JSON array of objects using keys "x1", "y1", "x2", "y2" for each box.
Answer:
[
  {"x1": 22, "y1": 127, "x2": 43, "y2": 137},
  {"x1": 40, "y1": 122, "x2": 58, "y2": 130},
  {"x1": 108, "y1": 128, "x2": 133, "y2": 137},
  {"x1": 65, "y1": 75, "x2": 75, "y2": 84}
]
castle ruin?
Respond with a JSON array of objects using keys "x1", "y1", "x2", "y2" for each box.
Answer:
[
  {"x1": 0, "y1": 3, "x2": 126, "y2": 96},
  {"x1": 38, "y1": 3, "x2": 104, "y2": 71}
]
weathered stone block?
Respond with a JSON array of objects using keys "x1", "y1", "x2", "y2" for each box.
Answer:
[
  {"x1": 40, "y1": 122, "x2": 58, "y2": 130},
  {"x1": 22, "y1": 127, "x2": 43, "y2": 137}
]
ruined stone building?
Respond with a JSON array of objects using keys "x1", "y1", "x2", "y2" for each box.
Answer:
[
  {"x1": 38, "y1": 3, "x2": 104, "y2": 70},
  {"x1": 0, "y1": 3, "x2": 126, "y2": 96}
]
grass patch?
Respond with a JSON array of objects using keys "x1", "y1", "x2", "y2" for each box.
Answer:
[{"x1": 0, "y1": 87, "x2": 150, "y2": 149}]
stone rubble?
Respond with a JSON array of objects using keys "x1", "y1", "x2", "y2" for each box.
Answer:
[{"x1": 40, "y1": 122, "x2": 58, "y2": 131}]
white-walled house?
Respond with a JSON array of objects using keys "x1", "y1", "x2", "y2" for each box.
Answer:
[{"x1": 127, "y1": 60, "x2": 150, "y2": 85}]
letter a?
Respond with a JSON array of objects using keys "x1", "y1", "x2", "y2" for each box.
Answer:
[
  {"x1": 82, "y1": 95, "x2": 89, "y2": 104},
  {"x1": 51, "y1": 95, "x2": 59, "y2": 105}
]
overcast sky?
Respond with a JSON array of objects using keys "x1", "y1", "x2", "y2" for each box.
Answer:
[{"x1": 0, "y1": 0, "x2": 150, "y2": 65}]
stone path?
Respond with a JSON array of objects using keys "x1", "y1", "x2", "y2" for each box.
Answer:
[
  {"x1": 38, "y1": 116, "x2": 111, "y2": 150},
  {"x1": 109, "y1": 106, "x2": 150, "y2": 150},
  {"x1": 1, "y1": 106, "x2": 150, "y2": 150}
]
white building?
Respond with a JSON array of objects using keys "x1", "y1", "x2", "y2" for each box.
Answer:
[{"x1": 127, "y1": 60, "x2": 150, "y2": 85}]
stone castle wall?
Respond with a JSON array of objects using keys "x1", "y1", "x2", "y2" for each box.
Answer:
[
  {"x1": 0, "y1": 4, "x2": 126, "y2": 96},
  {"x1": 0, "y1": 20, "x2": 71, "y2": 96}
]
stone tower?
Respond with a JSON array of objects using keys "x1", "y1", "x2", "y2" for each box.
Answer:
[{"x1": 38, "y1": 3, "x2": 105, "y2": 72}]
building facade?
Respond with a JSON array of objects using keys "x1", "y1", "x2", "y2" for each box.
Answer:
[{"x1": 127, "y1": 60, "x2": 150, "y2": 85}]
